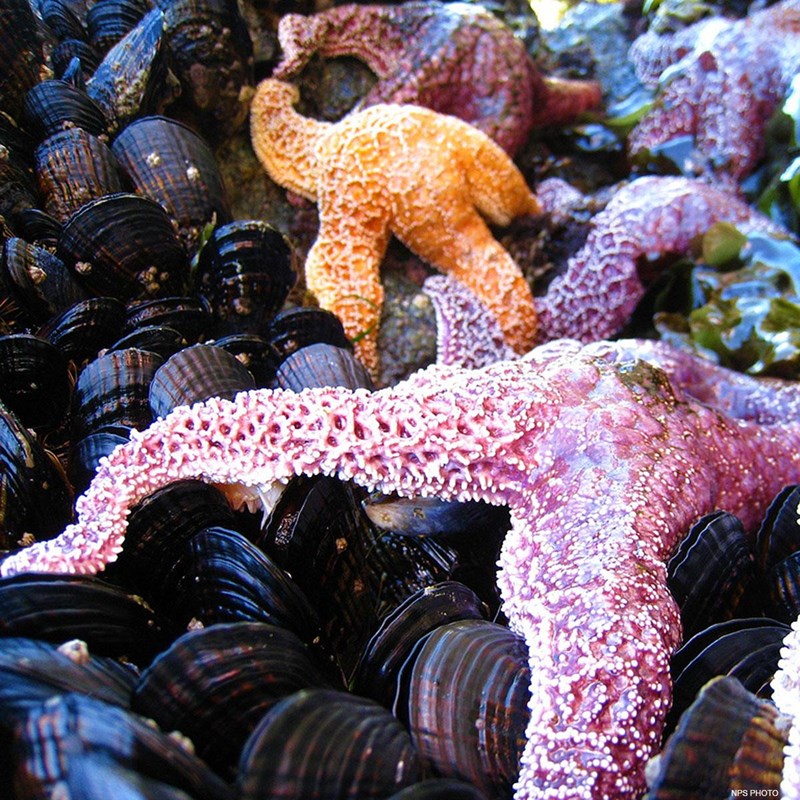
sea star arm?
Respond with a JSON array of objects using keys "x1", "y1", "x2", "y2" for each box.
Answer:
[{"x1": 535, "y1": 175, "x2": 784, "y2": 343}]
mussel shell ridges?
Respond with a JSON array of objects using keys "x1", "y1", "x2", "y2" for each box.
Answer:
[{"x1": 238, "y1": 688, "x2": 422, "y2": 799}]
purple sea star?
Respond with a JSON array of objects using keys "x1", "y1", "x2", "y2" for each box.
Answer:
[
  {"x1": 4, "y1": 342, "x2": 800, "y2": 797},
  {"x1": 273, "y1": 1, "x2": 602, "y2": 155},
  {"x1": 627, "y1": 0, "x2": 800, "y2": 183},
  {"x1": 534, "y1": 175, "x2": 785, "y2": 343}
]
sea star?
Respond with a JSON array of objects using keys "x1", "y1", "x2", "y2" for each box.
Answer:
[
  {"x1": 4, "y1": 343, "x2": 800, "y2": 798},
  {"x1": 534, "y1": 175, "x2": 785, "y2": 343},
  {"x1": 249, "y1": 77, "x2": 540, "y2": 376},
  {"x1": 273, "y1": 1, "x2": 602, "y2": 156},
  {"x1": 627, "y1": 0, "x2": 800, "y2": 184}
]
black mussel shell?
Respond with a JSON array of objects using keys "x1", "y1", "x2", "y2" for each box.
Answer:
[
  {"x1": 667, "y1": 510, "x2": 755, "y2": 637},
  {"x1": 401, "y1": 618, "x2": 530, "y2": 798},
  {"x1": 58, "y1": 192, "x2": 190, "y2": 300},
  {"x1": 156, "y1": 0, "x2": 253, "y2": 142},
  {"x1": 113, "y1": 115, "x2": 232, "y2": 256},
  {"x1": 266, "y1": 306, "x2": 351, "y2": 363},
  {"x1": 123, "y1": 295, "x2": 211, "y2": 343},
  {"x1": 667, "y1": 617, "x2": 791, "y2": 732},
  {"x1": 86, "y1": 0, "x2": 150, "y2": 52},
  {"x1": 37, "y1": 296, "x2": 126, "y2": 365},
  {"x1": 238, "y1": 688, "x2": 421, "y2": 800},
  {"x1": 164, "y1": 526, "x2": 324, "y2": 647},
  {"x1": 755, "y1": 484, "x2": 800, "y2": 571},
  {"x1": 70, "y1": 347, "x2": 161, "y2": 439},
  {"x1": 259, "y1": 475, "x2": 460, "y2": 678},
  {"x1": 10, "y1": 209, "x2": 62, "y2": 247},
  {"x1": 0, "y1": 147, "x2": 38, "y2": 227},
  {"x1": 0, "y1": 334, "x2": 71, "y2": 429},
  {"x1": 3, "y1": 236, "x2": 90, "y2": 321},
  {"x1": 196, "y1": 219, "x2": 295, "y2": 333},
  {"x1": 352, "y1": 581, "x2": 487, "y2": 708},
  {"x1": 213, "y1": 332, "x2": 282, "y2": 387},
  {"x1": 38, "y1": 0, "x2": 87, "y2": 42},
  {"x1": 273, "y1": 342, "x2": 374, "y2": 390},
  {"x1": 765, "y1": 550, "x2": 800, "y2": 623},
  {"x1": 108, "y1": 324, "x2": 189, "y2": 359},
  {"x1": 0, "y1": 637, "x2": 137, "y2": 724},
  {"x1": 0, "y1": 573, "x2": 178, "y2": 662},
  {"x1": 0, "y1": 0, "x2": 46, "y2": 112},
  {"x1": 0, "y1": 401, "x2": 72, "y2": 551},
  {"x1": 133, "y1": 621, "x2": 336, "y2": 774},
  {"x1": 148, "y1": 342, "x2": 255, "y2": 419},
  {"x1": 387, "y1": 779, "x2": 489, "y2": 800},
  {"x1": 10, "y1": 692, "x2": 232, "y2": 800},
  {"x1": 68, "y1": 425, "x2": 132, "y2": 493},
  {"x1": 108, "y1": 479, "x2": 236, "y2": 603},
  {"x1": 645, "y1": 676, "x2": 786, "y2": 798},
  {"x1": 23, "y1": 79, "x2": 108, "y2": 140},
  {"x1": 85, "y1": 8, "x2": 173, "y2": 134},
  {"x1": 35, "y1": 127, "x2": 126, "y2": 223}
]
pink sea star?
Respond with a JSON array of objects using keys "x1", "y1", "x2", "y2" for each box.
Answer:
[
  {"x1": 534, "y1": 175, "x2": 785, "y2": 343},
  {"x1": 273, "y1": 1, "x2": 602, "y2": 155},
  {"x1": 4, "y1": 342, "x2": 800, "y2": 797},
  {"x1": 627, "y1": 0, "x2": 800, "y2": 183}
]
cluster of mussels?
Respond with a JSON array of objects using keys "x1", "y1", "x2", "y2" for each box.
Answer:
[{"x1": 0, "y1": 0, "x2": 538, "y2": 797}]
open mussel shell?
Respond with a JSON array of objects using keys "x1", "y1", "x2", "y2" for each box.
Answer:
[
  {"x1": 3, "y1": 236, "x2": 90, "y2": 320},
  {"x1": 123, "y1": 295, "x2": 211, "y2": 343},
  {"x1": 148, "y1": 343, "x2": 256, "y2": 419},
  {"x1": 22, "y1": 79, "x2": 108, "y2": 140},
  {"x1": 85, "y1": 8, "x2": 173, "y2": 134},
  {"x1": 0, "y1": 401, "x2": 72, "y2": 551},
  {"x1": 0, "y1": 334, "x2": 71, "y2": 429},
  {"x1": 195, "y1": 219, "x2": 295, "y2": 334},
  {"x1": 108, "y1": 479, "x2": 236, "y2": 603},
  {"x1": 71, "y1": 347, "x2": 162, "y2": 439},
  {"x1": 352, "y1": 581, "x2": 487, "y2": 708},
  {"x1": 238, "y1": 688, "x2": 422, "y2": 799},
  {"x1": 273, "y1": 342, "x2": 374, "y2": 390},
  {"x1": 755, "y1": 484, "x2": 800, "y2": 571},
  {"x1": 34, "y1": 127, "x2": 126, "y2": 223},
  {"x1": 266, "y1": 306, "x2": 352, "y2": 364},
  {"x1": 163, "y1": 526, "x2": 323, "y2": 647},
  {"x1": 667, "y1": 510, "x2": 755, "y2": 637},
  {"x1": 133, "y1": 621, "x2": 337, "y2": 775},
  {"x1": 667, "y1": 617, "x2": 790, "y2": 733},
  {"x1": 401, "y1": 618, "x2": 530, "y2": 798},
  {"x1": 37, "y1": 296, "x2": 126, "y2": 365},
  {"x1": 0, "y1": 573, "x2": 178, "y2": 662},
  {"x1": 57, "y1": 192, "x2": 189, "y2": 300},
  {"x1": 51, "y1": 38, "x2": 101, "y2": 79},
  {"x1": 156, "y1": 0, "x2": 253, "y2": 141},
  {"x1": 644, "y1": 676, "x2": 787, "y2": 798},
  {"x1": 10, "y1": 692, "x2": 232, "y2": 800},
  {"x1": 0, "y1": 637, "x2": 137, "y2": 726},
  {"x1": 108, "y1": 324, "x2": 189, "y2": 359},
  {"x1": 113, "y1": 115, "x2": 232, "y2": 256}
]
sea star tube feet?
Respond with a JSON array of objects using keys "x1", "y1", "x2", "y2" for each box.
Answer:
[
  {"x1": 627, "y1": 0, "x2": 800, "y2": 183},
  {"x1": 250, "y1": 77, "x2": 540, "y2": 377},
  {"x1": 4, "y1": 345, "x2": 800, "y2": 797},
  {"x1": 274, "y1": 1, "x2": 602, "y2": 156},
  {"x1": 535, "y1": 175, "x2": 785, "y2": 343}
]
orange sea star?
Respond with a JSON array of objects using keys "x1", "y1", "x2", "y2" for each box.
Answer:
[{"x1": 249, "y1": 77, "x2": 540, "y2": 376}]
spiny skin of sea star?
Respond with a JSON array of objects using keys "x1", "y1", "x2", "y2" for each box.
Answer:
[
  {"x1": 772, "y1": 619, "x2": 800, "y2": 798},
  {"x1": 273, "y1": 1, "x2": 601, "y2": 156},
  {"x1": 535, "y1": 175, "x2": 785, "y2": 343},
  {"x1": 627, "y1": 0, "x2": 800, "y2": 183},
  {"x1": 250, "y1": 77, "x2": 540, "y2": 377},
  {"x1": 5, "y1": 346, "x2": 800, "y2": 798}
]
